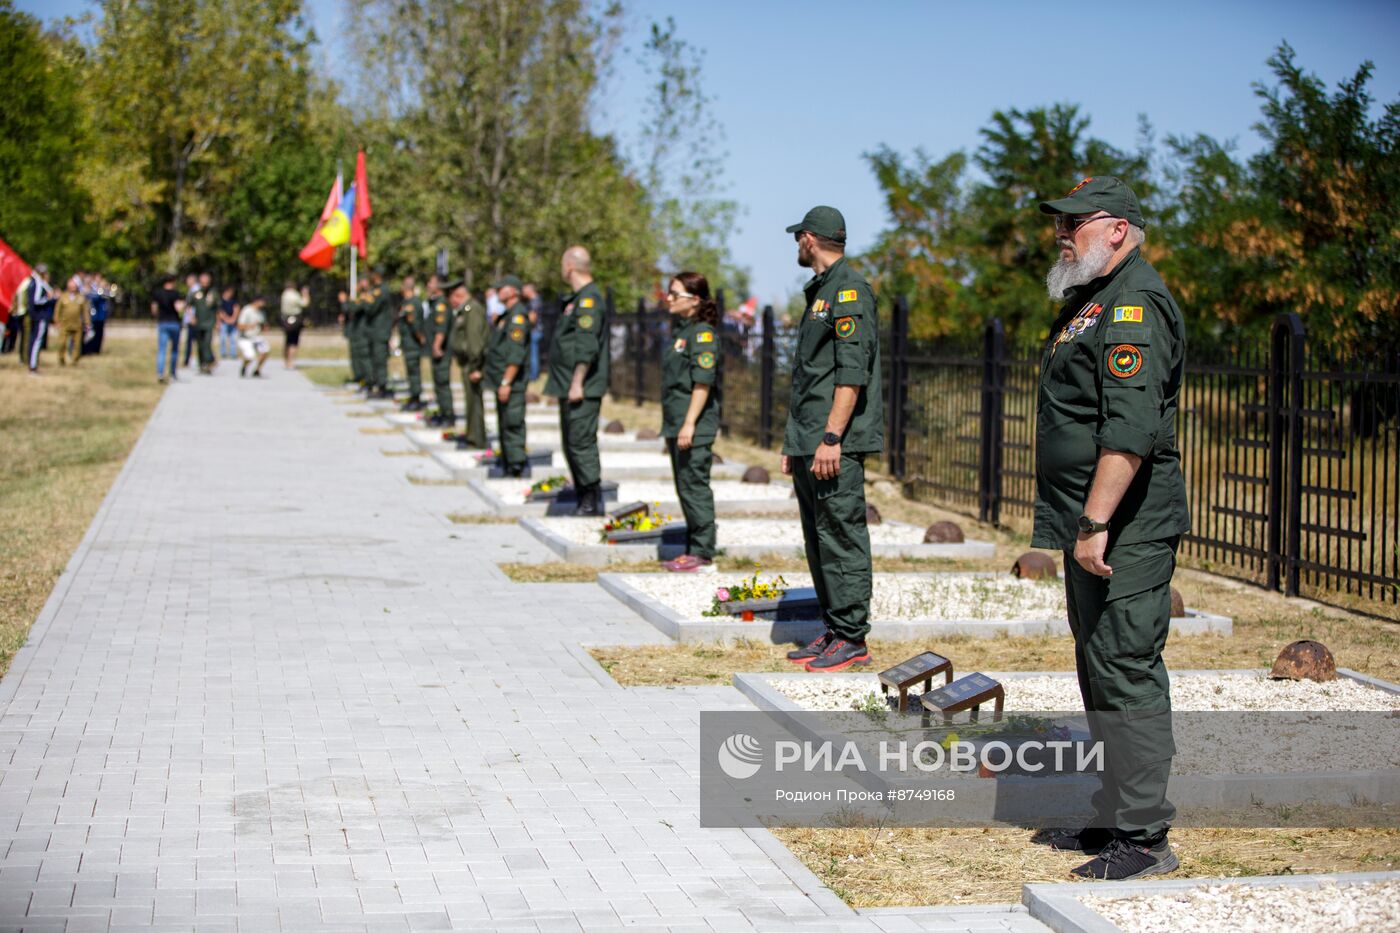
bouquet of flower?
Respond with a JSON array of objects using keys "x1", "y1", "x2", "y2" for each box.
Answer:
[
  {"x1": 702, "y1": 566, "x2": 788, "y2": 617},
  {"x1": 527, "y1": 475, "x2": 570, "y2": 497},
  {"x1": 599, "y1": 503, "x2": 675, "y2": 541}
]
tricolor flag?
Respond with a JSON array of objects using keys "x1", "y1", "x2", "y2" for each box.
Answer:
[
  {"x1": 298, "y1": 174, "x2": 357, "y2": 270},
  {"x1": 350, "y1": 150, "x2": 372, "y2": 259}
]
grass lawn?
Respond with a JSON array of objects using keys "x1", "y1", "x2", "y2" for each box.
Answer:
[{"x1": 0, "y1": 328, "x2": 164, "y2": 678}]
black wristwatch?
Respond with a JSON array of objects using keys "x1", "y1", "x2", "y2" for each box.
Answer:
[
  {"x1": 1077, "y1": 515, "x2": 1109, "y2": 534},
  {"x1": 821, "y1": 431, "x2": 842, "y2": 447}
]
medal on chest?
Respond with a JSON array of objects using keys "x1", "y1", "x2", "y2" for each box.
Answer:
[
  {"x1": 1051, "y1": 302, "x2": 1104, "y2": 354},
  {"x1": 809, "y1": 299, "x2": 829, "y2": 321},
  {"x1": 673, "y1": 337, "x2": 687, "y2": 352}
]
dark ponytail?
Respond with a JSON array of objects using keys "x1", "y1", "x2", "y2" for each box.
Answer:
[{"x1": 672, "y1": 271, "x2": 719, "y2": 326}]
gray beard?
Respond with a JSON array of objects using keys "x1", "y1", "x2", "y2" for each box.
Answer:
[{"x1": 1046, "y1": 238, "x2": 1114, "y2": 301}]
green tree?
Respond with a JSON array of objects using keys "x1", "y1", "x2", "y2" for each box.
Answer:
[{"x1": 0, "y1": 3, "x2": 93, "y2": 276}]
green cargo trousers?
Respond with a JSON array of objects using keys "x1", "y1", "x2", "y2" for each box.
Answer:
[
  {"x1": 496, "y1": 385, "x2": 528, "y2": 471},
  {"x1": 1064, "y1": 537, "x2": 1179, "y2": 843},
  {"x1": 456, "y1": 358, "x2": 488, "y2": 448},
  {"x1": 402, "y1": 336, "x2": 424, "y2": 397},
  {"x1": 667, "y1": 438, "x2": 716, "y2": 559},
  {"x1": 560, "y1": 398, "x2": 602, "y2": 489},
  {"x1": 791, "y1": 452, "x2": 872, "y2": 642},
  {"x1": 350, "y1": 319, "x2": 369, "y2": 383},
  {"x1": 369, "y1": 316, "x2": 390, "y2": 390},
  {"x1": 431, "y1": 353, "x2": 454, "y2": 420}
]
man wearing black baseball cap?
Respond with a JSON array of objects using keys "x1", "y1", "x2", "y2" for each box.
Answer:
[
  {"x1": 1034, "y1": 176, "x2": 1190, "y2": 881},
  {"x1": 780, "y1": 206, "x2": 884, "y2": 673}
]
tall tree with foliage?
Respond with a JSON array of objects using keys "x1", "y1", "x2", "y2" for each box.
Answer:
[
  {"x1": 0, "y1": 3, "x2": 93, "y2": 275},
  {"x1": 348, "y1": 0, "x2": 655, "y2": 299},
  {"x1": 635, "y1": 17, "x2": 744, "y2": 295}
]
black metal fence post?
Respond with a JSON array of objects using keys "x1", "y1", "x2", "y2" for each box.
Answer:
[
  {"x1": 886, "y1": 295, "x2": 910, "y2": 478},
  {"x1": 759, "y1": 305, "x2": 776, "y2": 448},
  {"x1": 1267, "y1": 313, "x2": 1307, "y2": 596},
  {"x1": 979, "y1": 319, "x2": 1007, "y2": 525},
  {"x1": 633, "y1": 298, "x2": 646, "y2": 406}
]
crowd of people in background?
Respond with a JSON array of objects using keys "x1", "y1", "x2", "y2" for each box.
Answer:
[
  {"x1": 149, "y1": 274, "x2": 297, "y2": 383},
  {"x1": 4, "y1": 265, "x2": 119, "y2": 375}
]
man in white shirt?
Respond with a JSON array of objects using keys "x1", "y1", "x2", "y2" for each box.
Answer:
[{"x1": 238, "y1": 296, "x2": 271, "y2": 378}]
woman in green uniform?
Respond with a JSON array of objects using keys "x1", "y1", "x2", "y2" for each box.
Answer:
[{"x1": 660, "y1": 272, "x2": 721, "y2": 573}]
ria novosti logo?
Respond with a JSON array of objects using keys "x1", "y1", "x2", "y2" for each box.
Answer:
[{"x1": 717, "y1": 733, "x2": 763, "y2": 779}]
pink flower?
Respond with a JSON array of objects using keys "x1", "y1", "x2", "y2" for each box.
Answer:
[{"x1": 716, "y1": 588, "x2": 731, "y2": 602}]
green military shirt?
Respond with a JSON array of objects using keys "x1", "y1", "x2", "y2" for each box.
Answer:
[
  {"x1": 191, "y1": 285, "x2": 218, "y2": 327},
  {"x1": 423, "y1": 295, "x2": 451, "y2": 346},
  {"x1": 661, "y1": 317, "x2": 720, "y2": 442},
  {"x1": 367, "y1": 286, "x2": 391, "y2": 333},
  {"x1": 545, "y1": 282, "x2": 609, "y2": 398},
  {"x1": 782, "y1": 256, "x2": 884, "y2": 457},
  {"x1": 1031, "y1": 247, "x2": 1191, "y2": 550},
  {"x1": 451, "y1": 298, "x2": 489, "y2": 370},
  {"x1": 397, "y1": 294, "x2": 423, "y2": 343},
  {"x1": 483, "y1": 303, "x2": 530, "y2": 389}
]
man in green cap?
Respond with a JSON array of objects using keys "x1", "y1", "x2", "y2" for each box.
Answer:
[
  {"x1": 449, "y1": 281, "x2": 490, "y2": 449},
  {"x1": 1033, "y1": 175, "x2": 1189, "y2": 881},
  {"x1": 779, "y1": 205, "x2": 884, "y2": 673},
  {"x1": 365, "y1": 269, "x2": 394, "y2": 398},
  {"x1": 396, "y1": 274, "x2": 426, "y2": 411},
  {"x1": 482, "y1": 275, "x2": 531, "y2": 476},
  {"x1": 545, "y1": 245, "x2": 610, "y2": 514},
  {"x1": 423, "y1": 275, "x2": 456, "y2": 427}
]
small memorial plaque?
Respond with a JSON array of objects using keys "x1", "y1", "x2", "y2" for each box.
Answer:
[
  {"x1": 720, "y1": 587, "x2": 821, "y2": 618},
  {"x1": 878, "y1": 651, "x2": 953, "y2": 712},
  {"x1": 920, "y1": 672, "x2": 1004, "y2": 723},
  {"x1": 607, "y1": 501, "x2": 650, "y2": 521},
  {"x1": 476, "y1": 450, "x2": 553, "y2": 467},
  {"x1": 529, "y1": 480, "x2": 619, "y2": 503}
]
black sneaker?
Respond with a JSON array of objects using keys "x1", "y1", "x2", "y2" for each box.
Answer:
[
  {"x1": 805, "y1": 639, "x2": 871, "y2": 672},
  {"x1": 787, "y1": 632, "x2": 834, "y2": 664},
  {"x1": 1046, "y1": 826, "x2": 1113, "y2": 854},
  {"x1": 1070, "y1": 837, "x2": 1178, "y2": 881}
]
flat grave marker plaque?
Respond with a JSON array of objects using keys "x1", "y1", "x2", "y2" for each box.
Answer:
[
  {"x1": 475, "y1": 450, "x2": 553, "y2": 467},
  {"x1": 720, "y1": 587, "x2": 821, "y2": 622},
  {"x1": 607, "y1": 501, "x2": 650, "y2": 521},
  {"x1": 527, "y1": 480, "x2": 619, "y2": 502},
  {"x1": 605, "y1": 521, "x2": 688, "y2": 545},
  {"x1": 878, "y1": 651, "x2": 953, "y2": 712},
  {"x1": 920, "y1": 672, "x2": 1005, "y2": 723}
]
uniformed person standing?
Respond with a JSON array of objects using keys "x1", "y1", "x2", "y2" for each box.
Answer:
[
  {"x1": 659, "y1": 272, "x2": 721, "y2": 572},
  {"x1": 365, "y1": 269, "x2": 393, "y2": 398},
  {"x1": 1033, "y1": 176, "x2": 1189, "y2": 881},
  {"x1": 449, "y1": 282, "x2": 490, "y2": 449},
  {"x1": 545, "y1": 246, "x2": 610, "y2": 515},
  {"x1": 483, "y1": 276, "x2": 531, "y2": 476},
  {"x1": 424, "y1": 278, "x2": 455, "y2": 427},
  {"x1": 780, "y1": 206, "x2": 884, "y2": 673},
  {"x1": 396, "y1": 274, "x2": 426, "y2": 411},
  {"x1": 347, "y1": 287, "x2": 369, "y2": 390},
  {"x1": 192, "y1": 271, "x2": 219, "y2": 374}
]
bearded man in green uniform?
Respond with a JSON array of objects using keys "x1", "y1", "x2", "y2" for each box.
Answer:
[
  {"x1": 396, "y1": 274, "x2": 426, "y2": 411},
  {"x1": 483, "y1": 275, "x2": 531, "y2": 476},
  {"x1": 424, "y1": 276, "x2": 456, "y2": 427},
  {"x1": 779, "y1": 206, "x2": 884, "y2": 673},
  {"x1": 365, "y1": 269, "x2": 394, "y2": 398},
  {"x1": 545, "y1": 245, "x2": 610, "y2": 515},
  {"x1": 449, "y1": 281, "x2": 490, "y2": 449},
  {"x1": 1033, "y1": 176, "x2": 1190, "y2": 881}
]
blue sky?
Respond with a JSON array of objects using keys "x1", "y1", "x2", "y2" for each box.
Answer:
[{"x1": 22, "y1": 0, "x2": 1400, "y2": 303}]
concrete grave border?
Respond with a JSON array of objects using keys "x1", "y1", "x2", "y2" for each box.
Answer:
[
  {"x1": 598, "y1": 572, "x2": 1229, "y2": 642},
  {"x1": 431, "y1": 450, "x2": 750, "y2": 482},
  {"x1": 1022, "y1": 869, "x2": 1400, "y2": 933},
  {"x1": 467, "y1": 476, "x2": 799, "y2": 518}
]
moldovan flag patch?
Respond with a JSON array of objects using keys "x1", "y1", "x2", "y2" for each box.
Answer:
[
  {"x1": 1113, "y1": 306, "x2": 1144, "y2": 323},
  {"x1": 837, "y1": 289, "x2": 858, "y2": 303}
]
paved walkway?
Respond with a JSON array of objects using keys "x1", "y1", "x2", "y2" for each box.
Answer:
[{"x1": 0, "y1": 366, "x2": 1046, "y2": 931}]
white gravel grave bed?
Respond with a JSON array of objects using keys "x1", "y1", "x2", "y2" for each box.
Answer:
[
  {"x1": 1082, "y1": 879, "x2": 1400, "y2": 933},
  {"x1": 616, "y1": 572, "x2": 1066, "y2": 622},
  {"x1": 481, "y1": 478, "x2": 791, "y2": 507},
  {"x1": 769, "y1": 671, "x2": 1400, "y2": 714},
  {"x1": 541, "y1": 519, "x2": 934, "y2": 549}
]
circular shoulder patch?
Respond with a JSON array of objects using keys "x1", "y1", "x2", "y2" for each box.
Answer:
[
  {"x1": 509, "y1": 326, "x2": 525, "y2": 343},
  {"x1": 1108, "y1": 344, "x2": 1143, "y2": 378},
  {"x1": 578, "y1": 314, "x2": 594, "y2": 329},
  {"x1": 835, "y1": 316, "x2": 856, "y2": 339},
  {"x1": 696, "y1": 351, "x2": 715, "y2": 370}
]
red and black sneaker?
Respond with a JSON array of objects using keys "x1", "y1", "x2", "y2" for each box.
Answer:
[
  {"x1": 786, "y1": 632, "x2": 834, "y2": 664},
  {"x1": 804, "y1": 639, "x2": 871, "y2": 672}
]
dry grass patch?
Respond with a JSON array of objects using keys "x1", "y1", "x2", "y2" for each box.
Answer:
[
  {"x1": 499, "y1": 562, "x2": 603, "y2": 582},
  {"x1": 774, "y1": 824, "x2": 1400, "y2": 908},
  {"x1": 0, "y1": 333, "x2": 163, "y2": 677},
  {"x1": 359, "y1": 426, "x2": 399, "y2": 435},
  {"x1": 499, "y1": 553, "x2": 1012, "y2": 585},
  {"x1": 407, "y1": 474, "x2": 465, "y2": 486},
  {"x1": 446, "y1": 512, "x2": 516, "y2": 525},
  {"x1": 380, "y1": 448, "x2": 426, "y2": 457}
]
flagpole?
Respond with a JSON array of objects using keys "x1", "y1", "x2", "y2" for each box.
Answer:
[{"x1": 350, "y1": 249, "x2": 357, "y2": 300}]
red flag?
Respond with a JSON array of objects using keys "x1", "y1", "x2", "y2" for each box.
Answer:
[
  {"x1": 0, "y1": 235, "x2": 33, "y2": 324},
  {"x1": 298, "y1": 174, "x2": 343, "y2": 269},
  {"x1": 350, "y1": 150, "x2": 372, "y2": 259}
]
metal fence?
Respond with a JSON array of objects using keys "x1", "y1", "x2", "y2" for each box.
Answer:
[{"x1": 609, "y1": 300, "x2": 1400, "y2": 607}]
